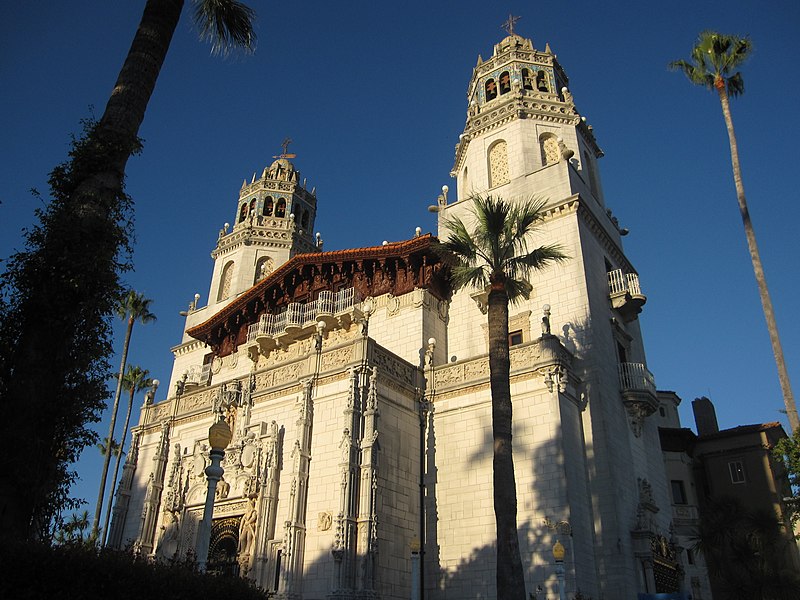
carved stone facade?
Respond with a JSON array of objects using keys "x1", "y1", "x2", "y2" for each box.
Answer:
[{"x1": 111, "y1": 32, "x2": 698, "y2": 600}]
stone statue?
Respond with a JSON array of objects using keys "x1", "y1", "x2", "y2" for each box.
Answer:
[
  {"x1": 238, "y1": 498, "x2": 258, "y2": 556},
  {"x1": 155, "y1": 510, "x2": 180, "y2": 560}
]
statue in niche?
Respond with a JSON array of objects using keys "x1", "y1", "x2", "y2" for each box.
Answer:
[
  {"x1": 156, "y1": 510, "x2": 181, "y2": 560},
  {"x1": 238, "y1": 498, "x2": 258, "y2": 556},
  {"x1": 216, "y1": 476, "x2": 230, "y2": 500}
]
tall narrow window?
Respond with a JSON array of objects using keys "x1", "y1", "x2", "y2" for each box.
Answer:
[
  {"x1": 462, "y1": 166, "x2": 469, "y2": 195},
  {"x1": 254, "y1": 256, "x2": 274, "y2": 284},
  {"x1": 485, "y1": 78, "x2": 497, "y2": 101},
  {"x1": 249, "y1": 198, "x2": 257, "y2": 215},
  {"x1": 540, "y1": 133, "x2": 559, "y2": 166},
  {"x1": 488, "y1": 140, "x2": 510, "y2": 188},
  {"x1": 275, "y1": 199, "x2": 286, "y2": 218},
  {"x1": 729, "y1": 460, "x2": 746, "y2": 484},
  {"x1": 670, "y1": 480, "x2": 687, "y2": 505},
  {"x1": 239, "y1": 203, "x2": 248, "y2": 223},
  {"x1": 263, "y1": 196, "x2": 273, "y2": 217},
  {"x1": 499, "y1": 71, "x2": 511, "y2": 95},
  {"x1": 301, "y1": 210, "x2": 310, "y2": 229},
  {"x1": 218, "y1": 261, "x2": 234, "y2": 301}
]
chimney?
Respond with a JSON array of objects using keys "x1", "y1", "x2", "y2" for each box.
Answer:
[{"x1": 692, "y1": 396, "x2": 719, "y2": 436}]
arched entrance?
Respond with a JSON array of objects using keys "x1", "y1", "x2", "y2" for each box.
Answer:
[{"x1": 207, "y1": 517, "x2": 241, "y2": 577}]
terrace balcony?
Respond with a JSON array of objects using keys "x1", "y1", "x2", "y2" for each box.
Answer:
[
  {"x1": 618, "y1": 362, "x2": 658, "y2": 437},
  {"x1": 607, "y1": 269, "x2": 646, "y2": 322},
  {"x1": 246, "y1": 287, "x2": 362, "y2": 359}
]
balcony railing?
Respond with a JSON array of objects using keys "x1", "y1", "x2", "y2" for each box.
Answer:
[
  {"x1": 618, "y1": 362, "x2": 656, "y2": 395},
  {"x1": 607, "y1": 269, "x2": 646, "y2": 321},
  {"x1": 184, "y1": 364, "x2": 211, "y2": 387},
  {"x1": 607, "y1": 269, "x2": 642, "y2": 296},
  {"x1": 247, "y1": 287, "x2": 361, "y2": 342}
]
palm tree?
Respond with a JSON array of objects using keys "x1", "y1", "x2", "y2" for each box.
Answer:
[
  {"x1": 670, "y1": 32, "x2": 798, "y2": 433},
  {"x1": 101, "y1": 365, "x2": 151, "y2": 546},
  {"x1": 0, "y1": 1, "x2": 256, "y2": 542},
  {"x1": 436, "y1": 195, "x2": 567, "y2": 600},
  {"x1": 92, "y1": 291, "x2": 155, "y2": 539}
]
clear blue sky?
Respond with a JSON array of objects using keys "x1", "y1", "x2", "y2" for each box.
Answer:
[{"x1": 2, "y1": 1, "x2": 799, "y2": 519}]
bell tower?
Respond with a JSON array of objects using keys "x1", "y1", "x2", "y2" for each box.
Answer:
[
  {"x1": 451, "y1": 32, "x2": 604, "y2": 208},
  {"x1": 207, "y1": 146, "x2": 319, "y2": 310}
]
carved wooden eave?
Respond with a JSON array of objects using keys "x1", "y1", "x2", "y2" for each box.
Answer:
[{"x1": 187, "y1": 234, "x2": 451, "y2": 356}]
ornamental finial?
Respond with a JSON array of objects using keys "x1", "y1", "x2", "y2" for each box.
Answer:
[{"x1": 501, "y1": 14, "x2": 520, "y2": 36}]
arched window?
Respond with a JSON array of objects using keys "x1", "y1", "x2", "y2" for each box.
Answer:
[
  {"x1": 499, "y1": 71, "x2": 511, "y2": 95},
  {"x1": 485, "y1": 78, "x2": 497, "y2": 101},
  {"x1": 540, "y1": 133, "x2": 559, "y2": 166},
  {"x1": 275, "y1": 199, "x2": 286, "y2": 218},
  {"x1": 249, "y1": 198, "x2": 257, "y2": 216},
  {"x1": 488, "y1": 140, "x2": 510, "y2": 188},
  {"x1": 218, "y1": 261, "x2": 234, "y2": 301},
  {"x1": 301, "y1": 210, "x2": 310, "y2": 229},
  {"x1": 536, "y1": 70, "x2": 549, "y2": 92},
  {"x1": 254, "y1": 256, "x2": 274, "y2": 284},
  {"x1": 263, "y1": 196, "x2": 273, "y2": 217},
  {"x1": 521, "y1": 68, "x2": 533, "y2": 90},
  {"x1": 239, "y1": 203, "x2": 248, "y2": 223},
  {"x1": 293, "y1": 204, "x2": 300, "y2": 219},
  {"x1": 462, "y1": 166, "x2": 469, "y2": 195}
]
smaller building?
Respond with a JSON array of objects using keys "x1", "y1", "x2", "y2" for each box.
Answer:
[{"x1": 659, "y1": 395, "x2": 799, "y2": 600}]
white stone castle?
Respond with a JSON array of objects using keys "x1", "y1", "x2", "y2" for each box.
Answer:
[{"x1": 109, "y1": 31, "x2": 694, "y2": 599}]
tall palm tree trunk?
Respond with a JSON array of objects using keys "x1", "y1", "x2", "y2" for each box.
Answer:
[
  {"x1": 717, "y1": 82, "x2": 799, "y2": 432},
  {"x1": 102, "y1": 384, "x2": 136, "y2": 546},
  {"x1": 92, "y1": 317, "x2": 134, "y2": 538},
  {"x1": 487, "y1": 286, "x2": 526, "y2": 600}
]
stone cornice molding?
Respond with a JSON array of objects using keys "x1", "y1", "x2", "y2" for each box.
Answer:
[{"x1": 171, "y1": 338, "x2": 207, "y2": 357}]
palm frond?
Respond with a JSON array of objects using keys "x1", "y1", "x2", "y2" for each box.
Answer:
[
  {"x1": 672, "y1": 31, "x2": 751, "y2": 97},
  {"x1": 437, "y1": 193, "x2": 566, "y2": 298},
  {"x1": 121, "y1": 365, "x2": 151, "y2": 393},
  {"x1": 193, "y1": 0, "x2": 256, "y2": 56}
]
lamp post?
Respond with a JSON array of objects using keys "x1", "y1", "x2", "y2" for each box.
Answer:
[
  {"x1": 410, "y1": 538, "x2": 421, "y2": 600},
  {"x1": 553, "y1": 540, "x2": 566, "y2": 600},
  {"x1": 196, "y1": 418, "x2": 233, "y2": 571}
]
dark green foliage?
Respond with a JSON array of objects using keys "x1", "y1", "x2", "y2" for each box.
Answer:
[
  {"x1": 0, "y1": 541, "x2": 269, "y2": 600},
  {"x1": 694, "y1": 496, "x2": 800, "y2": 600},
  {"x1": 774, "y1": 430, "x2": 800, "y2": 533},
  {"x1": 0, "y1": 121, "x2": 139, "y2": 539}
]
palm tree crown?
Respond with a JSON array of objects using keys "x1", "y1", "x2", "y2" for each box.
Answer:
[
  {"x1": 439, "y1": 195, "x2": 567, "y2": 299},
  {"x1": 669, "y1": 31, "x2": 751, "y2": 97}
]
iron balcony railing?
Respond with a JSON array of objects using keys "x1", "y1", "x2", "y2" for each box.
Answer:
[
  {"x1": 618, "y1": 362, "x2": 656, "y2": 395},
  {"x1": 247, "y1": 287, "x2": 361, "y2": 341},
  {"x1": 607, "y1": 269, "x2": 642, "y2": 296}
]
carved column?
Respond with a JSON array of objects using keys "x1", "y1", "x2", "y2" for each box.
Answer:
[
  {"x1": 135, "y1": 421, "x2": 171, "y2": 556},
  {"x1": 278, "y1": 378, "x2": 314, "y2": 599},
  {"x1": 107, "y1": 430, "x2": 141, "y2": 549},
  {"x1": 253, "y1": 421, "x2": 282, "y2": 586},
  {"x1": 330, "y1": 368, "x2": 362, "y2": 597},
  {"x1": 356, "y1": 367, "x2": 379, "y2": 596}
]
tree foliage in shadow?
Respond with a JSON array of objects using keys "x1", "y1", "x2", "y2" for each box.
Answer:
[
  {"x1": 693, "y1": 496, "x2": 800, "y2": 600},
  {"x1": 0, "y1": 540, "x2": 269, "y2": 600}
]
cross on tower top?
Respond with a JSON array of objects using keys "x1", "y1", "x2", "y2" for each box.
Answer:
[
  {"x1": 273, "y1": 137, "x2": 297, "y2": 159},
  {"x1": 501, "y1": 14, "x2": 520, "y2": 36}
]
